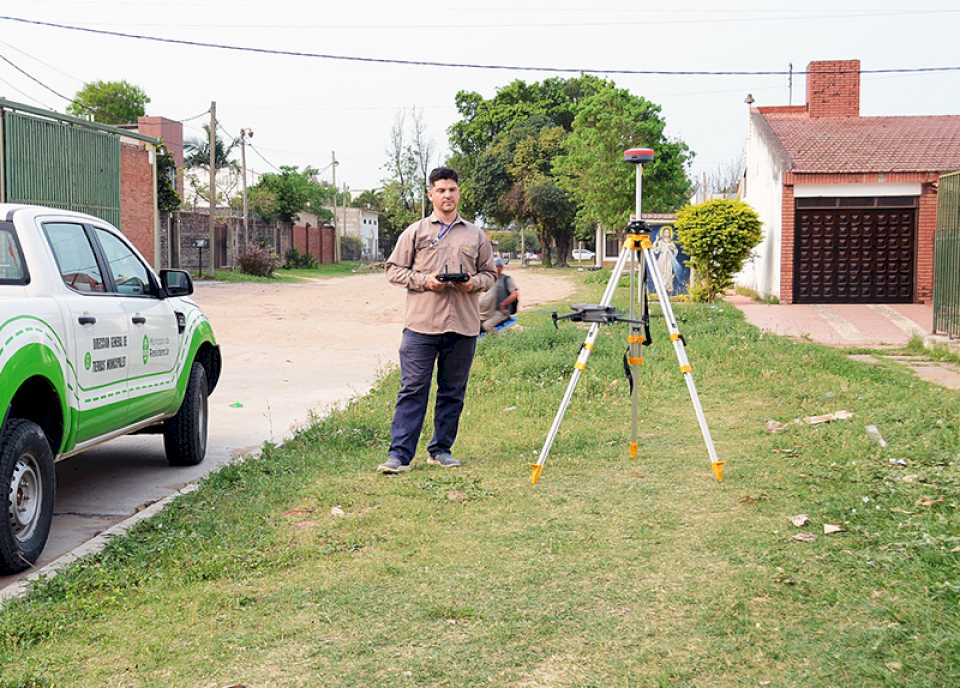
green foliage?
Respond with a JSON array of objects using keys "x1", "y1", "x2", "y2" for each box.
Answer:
[
  {"x1": 155, "y1": 144, "x2": 180, "y2": 214},
  {"x1": 554, "y1": 86, "x2": 693, "y2": 235},
  {"x1": 249, "y1": 166, "x2": 330, "y2": 224},
  {"x1": 674, "y1": 199, "x2": 762, "y2": 302},
  {"x1": 66, "y1": 80, "x2": 149, "y2": 124},
  {"x1": 341, "y1": 235, "x2": 362, "y2": 261},
  {"x1": 284, "y1": 248, "x2": 318, "y2": 270},
  {"x1": 236, "y1": 245, "x2": 280, "y2": 277}
]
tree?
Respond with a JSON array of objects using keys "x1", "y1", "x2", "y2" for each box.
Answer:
[
  {"x1": 183, "y1": 125, "x2": 239, "y2": 206},
  {"x1": 674, "y1": 199, "x2": 762, "y2": 302},
  {"x1": 67, "y1": 80, "x2": 150, "y2": 124},
  {"x1": 525, "y1": 178, "x2": 576, "y2": 266},
  {"x1": 448, "y1": 75, "x2": 608, "y2": 223},
  {"x1": 156, "y1": 144, "x2": 180, "y2": 214},
  {"x1": 410, "y1": 108, "x2": 434, "y2": 219},
  {"x1": 694, "y1": 156, "x2": 745, "y2": 200},
  {"x1": 249, "y1": 166, "x2": 329, "y2": 225},
  {"x1": 554, "y1": 86, "x2": 694, "y2": 238}
]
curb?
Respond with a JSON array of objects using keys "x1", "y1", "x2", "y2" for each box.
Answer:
[{"x1": 0, "y1": 483, "x2": 199, "y2": 607}]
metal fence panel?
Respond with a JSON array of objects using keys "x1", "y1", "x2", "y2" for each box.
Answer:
[
  {"x1": 934, "y1": 171, "x2": 960, "y2": 338},
  {"x1": 3, "y1": 110, "x2": 121, "y2": 227}
]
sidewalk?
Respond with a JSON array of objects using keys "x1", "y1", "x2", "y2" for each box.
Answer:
[{"x1": 725, "y1": 293, "x2": 933, "y2": 348}]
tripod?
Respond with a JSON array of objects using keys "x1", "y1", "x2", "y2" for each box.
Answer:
[{"x1": 530, "y1": 147, "x2": 724, "y2": 486}]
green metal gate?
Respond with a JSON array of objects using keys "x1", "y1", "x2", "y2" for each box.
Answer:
[
  {"x1": 0, "y1": 98, "x2": 158, "y2": 232},
  {"x1": 934, "y1": 171, "x2": 960, "y2": 338},
  {"x1": 3, "y1": 109, "x2": 121, "y2": 227}
]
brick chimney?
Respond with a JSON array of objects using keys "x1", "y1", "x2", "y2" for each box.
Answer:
[{"x1": 806, "y1": 59, "x2": 860, "y2": 118}]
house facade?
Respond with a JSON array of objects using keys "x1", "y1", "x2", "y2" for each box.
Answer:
[
  {"x1": 738, "y1": 59, "x2": 960, "y2": 304},
  {"x1": 325, "y1": 206, "x2": 380, "y2": 261}
]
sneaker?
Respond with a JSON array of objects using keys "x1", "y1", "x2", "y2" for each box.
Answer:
[
  {"x1": 377, "y1": 457, "x2": 412, "y2": 474},
  {"x1": 427, "y1": 452, "x2": 462, "y2": 468}
]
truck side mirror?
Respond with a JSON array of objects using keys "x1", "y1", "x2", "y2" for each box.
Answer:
[{"x1": 161, "y1": 269, "x2": 193, "y2": 297}]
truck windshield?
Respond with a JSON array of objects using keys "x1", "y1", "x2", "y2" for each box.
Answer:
[{"x1": 0, "y1": 223, "x2": 28, "y2": 284}]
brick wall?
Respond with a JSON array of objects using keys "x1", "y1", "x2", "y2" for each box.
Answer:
[
  {"x1": 292, "y1": 224, "x2": 336, "y2": 264},
  {"x1": 175, "y1": 210, "x2": 281, "y2": 272},
  {"x1": 119, "y1": 142, "x2": 156, "y2": 265},
  {"x1": 917, "y1": 183, "x2": 938, "y2": 302},
  {"x1": 806, "y1": 59, "x2": 860, "y2": 118},
  {"x1": 779, "y1": 185, "x2": 796, "y2": 303}
]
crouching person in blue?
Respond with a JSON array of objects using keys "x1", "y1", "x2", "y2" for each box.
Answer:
[{"x1": 377, "y1": 167, "x2": 496, "y2": 474}]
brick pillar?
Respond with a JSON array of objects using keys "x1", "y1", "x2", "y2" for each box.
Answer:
[
  {"x1": 916, "y1": 183, "x2": 938, "y2": 303},
  {"x1": 120, "y1": 143, "x2": 156, "y2": 265},
  {"x1": 779, "y1": 185, "x2": 795, "y2": 303}
]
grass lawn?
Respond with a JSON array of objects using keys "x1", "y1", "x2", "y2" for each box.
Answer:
[
  {"x1": 199, "y1": 262, "x2": 364, "y2": 284},
  {"x1": 1, "y1": 274, "x2": 958, "y2": 686}
]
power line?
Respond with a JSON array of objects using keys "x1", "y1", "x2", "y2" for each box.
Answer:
[
  {"x1": 3, "y1": 14, "x2": 960, "y2": 77},
  {"x1": 177, "y1": 106, "x2": 210, "y2": 123},
  {"x1": 0, "y1": 51, "x2": 87, "y2": 109},
  {"x1": 0, "y1": 39, "x2": 84, "y2": 83},
  {"x1": 0, "y1": 74, "x2": 56, "y2": 109},
  {"x1": 26, "y1": 8, "x2": 960, "y2": 31},
  {"x1": 217, "y1": 120, "x2": 281, "y2": 172}
]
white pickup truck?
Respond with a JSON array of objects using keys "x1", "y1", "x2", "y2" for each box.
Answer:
[{"x1": 0, "y1": 204, "x2": 221, "y2": 573}]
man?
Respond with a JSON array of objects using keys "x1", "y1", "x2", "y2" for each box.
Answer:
[
  {"x1": 479, "y1": 257, "x2": 519, "y2": 333},
  {"x1": 378, "y1": 167, "x2": 496, "y2": 474}
]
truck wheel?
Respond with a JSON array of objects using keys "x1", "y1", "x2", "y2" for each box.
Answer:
[
  {"x1": 164, "y1": 362, "x2": 208, "y2": 467},
  {"x1": 0, "y1": 419, "x2": 56, "y2": 574}
]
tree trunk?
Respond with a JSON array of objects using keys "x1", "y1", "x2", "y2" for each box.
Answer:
[
  {"x1": 537, "y1": 228, "x2": 552, "y2": 267},
  {"x1": 554, "y1": 230, "x2": 571, "y2": 268}
]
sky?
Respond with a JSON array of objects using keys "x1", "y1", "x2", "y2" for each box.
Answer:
[{"x1": 2, "y1": 1, "x2": 959, "y2": 199}]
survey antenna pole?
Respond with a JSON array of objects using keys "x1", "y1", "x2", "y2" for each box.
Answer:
[{"x1": 531, "y1": 146, "x2": 724, "y2": 486}]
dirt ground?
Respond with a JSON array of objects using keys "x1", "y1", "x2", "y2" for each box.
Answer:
[
  {"x1": 1, "y1": 268, "x2": 574, "y2": 588},
  {"x1": 199, "y1": 267, "x2": 576, "y2": 444}
]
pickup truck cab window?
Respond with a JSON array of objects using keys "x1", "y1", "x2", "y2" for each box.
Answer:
[
  {"x1": 0, "y1": 223, "x2": 28, "y2": 284},
  {"x1": 43, "y1": 222, "x2": 107, "y2": 293},
  {"x1": 93, "y1": 227, "x2": 154, "y2": 297}
]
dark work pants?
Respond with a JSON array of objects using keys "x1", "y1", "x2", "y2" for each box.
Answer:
[{"x1": 388, "y1": 329, "x2": 478, "y2": 464}]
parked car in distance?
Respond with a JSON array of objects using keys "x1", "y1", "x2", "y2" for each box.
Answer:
[
  {"x1": 0, "y1": 204, "x2": 222, "y2": 573},
  {"x1": 572, "y1": 248, "x2": 596, "y2": 261}
]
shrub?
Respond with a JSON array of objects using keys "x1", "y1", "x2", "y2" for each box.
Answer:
[
  {"x1": 284, "y1": 248, "x2": 318, "y2": 270},
  {"x1": 341, "y1": 235, "x2": 362, "y2": 261},
  {"x1": 237, "y1": 245, "x2": 280, "y2": 277},
  {"x1": 674, "y1": 199, "x2": 762, "y2": 302}
]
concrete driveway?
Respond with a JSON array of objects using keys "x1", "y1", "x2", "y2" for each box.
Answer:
[
  {"x1": 1, "y1": 269, "x2": 573, "y2": 592},
  {"x1": 727, "y1": 293, "x2": 933, "y2": 347}
]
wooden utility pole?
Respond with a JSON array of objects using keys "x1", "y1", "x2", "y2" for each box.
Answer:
[
  {"x1": 331, "y1": 150, "x2": 340, "y2": 262},
  {"x1": 208, "y1": 101, "x2": 217, "y2": 274},
  {"x1": 240, "y1": 128, "x2": 252, "y2": 250}
]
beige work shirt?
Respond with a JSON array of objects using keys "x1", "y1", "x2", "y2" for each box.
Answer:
[{"x1": 386, "y1": 214, "x2": 497, "y2": 336}]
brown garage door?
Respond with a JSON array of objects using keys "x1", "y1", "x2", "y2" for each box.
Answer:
[{"x1": 794, "y1": 197, "x2": 916, "y2": 303}]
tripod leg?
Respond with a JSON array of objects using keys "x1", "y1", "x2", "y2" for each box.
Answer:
[
  {"x1": 641, "y1": 245, "x2": 725, "y2": 482},
  {"x1": 531, "y1": 245, "x2": 633, "y2": 485},
  {"x1": 627, "y1": 248, "x2": 646, "y2": 461}
]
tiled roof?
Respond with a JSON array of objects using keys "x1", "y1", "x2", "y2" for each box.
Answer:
[{"x1": 758, "y1": 112, "x2": 960, "y2": 173}]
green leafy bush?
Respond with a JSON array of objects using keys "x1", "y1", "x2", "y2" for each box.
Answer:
[
  {"x1": 237, "y1": 245, "x2": 280, "y2": 277},
  {"x1": 674, "y1": 199, "x2": 762, "y2": 302},
  {"x1": 341, "y1": 235, "x2": 362, "y2": 261},
  {"x1": 284, "y1": 248, "x2": 318, "y2": 270}
]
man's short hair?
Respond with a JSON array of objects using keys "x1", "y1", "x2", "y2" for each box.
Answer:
[{"x1": 429, "y1": 167, "x2": 459, "y2": 187}]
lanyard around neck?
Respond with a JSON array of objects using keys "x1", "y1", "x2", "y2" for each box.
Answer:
[{"x1": 436, "y1": 217, "x2": 458, "y2": 242}]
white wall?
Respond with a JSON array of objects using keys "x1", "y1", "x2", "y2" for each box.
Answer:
[{"x1": 738, "y1": 113, "x2": 787, "y2": 299}]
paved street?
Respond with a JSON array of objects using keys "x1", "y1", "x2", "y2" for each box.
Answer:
[{"x1": 1, "y1": 269, "x2": 573, "y2": 592}]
